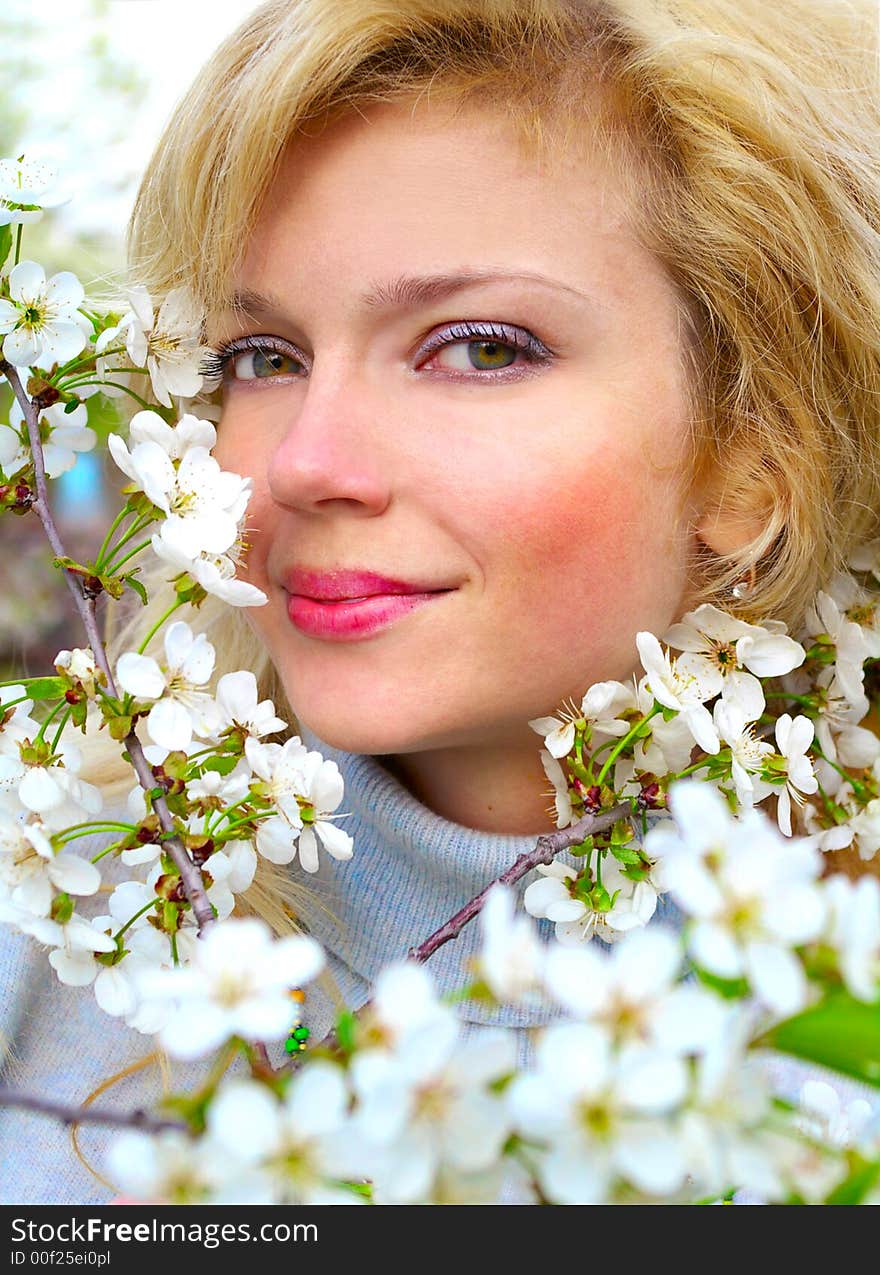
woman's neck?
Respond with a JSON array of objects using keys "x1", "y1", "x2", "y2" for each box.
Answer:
[{"x1": 382, "y1": 742, "x2": 555, "y2": 836}]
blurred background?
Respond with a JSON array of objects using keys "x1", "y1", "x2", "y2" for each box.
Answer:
[{"x1": 0, "y1": 0, "x2": 261, "y2": 681}]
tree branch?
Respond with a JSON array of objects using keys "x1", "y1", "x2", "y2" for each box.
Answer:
[
  {"x1": 2, "y1": 361, "x2": 215, "y2": 934},
  {"x1": 312, "y1": 802, "x2": 634, "y2": 1059},
  {"x1": 407, "y1": 801, "x2": 633, "y2": 962},
  {"x1": 0, "y1": 1085, "x2": 185, "y2": 1134}
]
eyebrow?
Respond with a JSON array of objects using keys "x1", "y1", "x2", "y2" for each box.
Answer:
[{"x1": 227, "y1": 269, "x2": 602, "y2": 318}]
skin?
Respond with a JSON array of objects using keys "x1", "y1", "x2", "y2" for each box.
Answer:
[{"x1": 210, "y1": 98, "x2": 746, "y2": 834}]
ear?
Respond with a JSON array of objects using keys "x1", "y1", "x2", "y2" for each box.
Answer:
[{"x1": 693, "y1": 504, "x2": 769, "y2": 559}]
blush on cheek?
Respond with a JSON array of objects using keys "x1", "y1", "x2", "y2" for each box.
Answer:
[
  {"x1": 483, "y1": 450, "x2": 686, "y2": 692},
  {"x1": 496, "y1": 446, "x2": 648, "y2": 585}
]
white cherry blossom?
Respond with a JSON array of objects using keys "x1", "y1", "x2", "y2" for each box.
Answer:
[
  {"x1": 186, "y1": 759, "x2": 251, "y2": 809},
  {"x1": 89, "y1": 920, "x2": 168, "y2": 1021},
  {"x1": 204, "y1": 1069, "x2": 359, "y2": 1204},
  {"x1": 821, "y1": 874, "x2": 880, "y2": 1002},
  {"x1": 369, "y1": 961, "x2": 455, "y2": 1047},
  {"x1": 796, "y1": 1080, "x2": 875, "y2": 1151},
  {"x1": 471, "y1": 884, "x2": 546, "y2": 1003},
  {"x1": 292, "y1": 750, "x2": 354, "y2": 873},
  {"x1": 812, "y1": 666, "x2": 870, "y2": 766},
  {"x1": 0, "y1": 811, "x2": 101, "y2": 917},
  {"x1": 847, "y1": 798, "x2": 880, "y2": 862},
  {"x1": 713, "y1": 699, "x2": 775, "y2": 807},
  {"x1": 213, "y1": 671, "x2": 286, "y2": 739},
  {"x1": 121, "y1": 409, "x2": 217, "y2": 459},
  {"x1": 0, "y1": 738, "x2": 102, "y2": 830},
  {"x1": 133, "y1": 916, "x2": 325, "y2": 1059},
  {"x1": 680, "y1": 1013, "x2": 786, "y2": 1201},
  {"x1": 106, "y1": 1130, "x2": 228, "y2": 1204},
  {"x1": 119, "y1": 286, "x2": 208, "y2": 407},
  {"x1": 0, "y1": 260, "x2": 87, "y2": 369},
  {"x1": 649, "y1": 782, "x2": 826, "y2": 1015},
  {"x1": 150, "y1": 533, "x2": 268, "y2": 607},
  {"x1": 244, "y1": 735, "x2": 308, "y2": 864},
  {"x1": 0, "y1": 157, "x2": 69, "y2": 225},
  {"x1": 507, "y1": 1021, "x2": 688, "y2": 1203},
  {"x1": 803, "y1": 589, "x2": 870, "y2": 709},
  {"x1": 752, "y1": 713, "x2": 819, "y2": 836},
  {"x1": 107, "y1": 436, "x2": 250, "y2": 557},
  {"x1": 115, "y1": 621, "x2": 220, "y2": 751},
  {"x1": 636, "y1": 631, "x2": 721, "y2": 756},
  {"x1": 630, "y1": 685, "x2": 699, "y2": 776},
  {"x1": 529, "y1": 680, "x2": 636, "y2": 759},
  {"x1": 663, "y1": 604, "x2": 805, "y2": 721},
  {"x1": 0, "y1": 420, "x2": 27, "y2": 477},
  {"x1": 245, "y1": 737, "x2": 353, "y2": 871},
  {"x1": 849, "y1": 538, "x2": 880, "y2": 583},
  {"x1": 18, "y1": 911, "x2": 117, "y2": 987},
  {"x1": 524, "y1": 857, "x2": 661, "y2": 946},
  {"x1": 349, "y1": 1017, "x2": 516, "y2": 1204},
  {"x1": 54, "y1": 646, "x2": 101, "y2": 697},
  {"x1": 822, "y1": 570, "x2": 880, "y2": 659},
  {"x1": 0, "y1": 686, "x2": 40, "y2": 756},
  {"x1": 6, "y1": 399, "x2": 96, "y2": 478},
  {"x1": 543, "y1": 925, "x2": 725, "y2": 1054},
  {"x1": 539, "y1": 749, "x2": 573, "y2": 828}
]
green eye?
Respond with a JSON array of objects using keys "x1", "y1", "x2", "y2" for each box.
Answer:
[
  {"x1": 229, "y1": 346, "x2": 303, "y2": 379},
  {"x1": 467, "y1": 340, "x2": 517, "y2": 370}
]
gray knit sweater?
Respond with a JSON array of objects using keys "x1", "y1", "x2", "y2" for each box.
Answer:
[{"x1": 0, "y1": 726, "x2": 875, "y2": 1204}]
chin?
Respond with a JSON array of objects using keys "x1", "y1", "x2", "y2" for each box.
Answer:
[
  {"x1": 285, "y1": 687, "x2": 477, "y2": 756},
  {"x1": 290, "y1": 714, "x2": 423, "y2": 757}
]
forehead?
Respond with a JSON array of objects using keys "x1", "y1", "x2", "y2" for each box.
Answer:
[{"x1": 236, "y1": 97, "x2": 657, "y2": 311}]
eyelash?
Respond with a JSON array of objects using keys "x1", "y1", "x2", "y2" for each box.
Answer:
[{"x1": 200, "y1": 320, "x2": 554, "y2": 387}]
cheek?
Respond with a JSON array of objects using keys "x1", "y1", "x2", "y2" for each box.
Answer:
[
  {"x1": 460, "y1": 415, "x2": 685, "y2": 592},
  {"x1": 449, "y1": 400, "x2": 690, "y2": 683}
]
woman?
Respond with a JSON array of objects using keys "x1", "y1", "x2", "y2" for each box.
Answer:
[{"x1": 2, "y1": 0, "x2": 879, "y2": 1204}]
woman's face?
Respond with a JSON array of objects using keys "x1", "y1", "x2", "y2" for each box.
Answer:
[{"x1": 210, "y1": 98, "x2": 701, "y2": 758}]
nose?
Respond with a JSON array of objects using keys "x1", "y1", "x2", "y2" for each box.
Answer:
[{"x1": 266, "y1": 364, "x2": 393, "y2": 516}]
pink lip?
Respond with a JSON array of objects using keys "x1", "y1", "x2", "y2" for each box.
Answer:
[
  {"x1": 284, "y1": 568, "x2": 444, "y2": 600},
  {"x1": 283, "y1": 567, "x2": 455, "y2": 641}
]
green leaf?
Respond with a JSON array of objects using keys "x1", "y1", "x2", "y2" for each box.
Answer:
[
  {"x1": 0, "y1": 224, "x2": 11, "y2": 271},
  {"x1": 63, "y1": 397, "x2": 81, "y2": 415},
  {"x1": 335, "y1": 1009, "x2": 358, "y2": 1054},
  {"x1": 107, "y1": 714, "x2": 133, "y2": 741},
  {"x1": 825, "y1": 1157, "x2": 880, "y2": 1205},
  {"x1": 17, "y1": 675, "x2": 66, "y2": 701},
  {"x1": 609, "y1": 842, "x2": 642, "y2": 866},
  {"x1": 201, "y1": 754, "x2": 239, "y2": 776},
  {"x1": 694, "y1": 965, "x2": 750, "y2": 1000},
  {"x1": 123, "y1": 571, "x2": 149, "y2": 606},
  {"x1": 759, "y1": 990, "x2": 880, "y2": 1088}
]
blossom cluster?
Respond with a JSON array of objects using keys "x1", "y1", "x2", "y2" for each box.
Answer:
[
  {"x1": 103, "y1": 792, "x2": 880, "y2": 1204},
  {"x1": 525, "y1": 574, "x2": 880, "y2": 956},
  {"x1": 0, "y1": 658, "x2": 353, "y2": 1017}
]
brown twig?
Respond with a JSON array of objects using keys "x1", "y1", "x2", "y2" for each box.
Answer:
[
  {"x1": 311, "y1": 801, "x2": 634, "y2": 1058},
  {"x1": 3, "y1": 361, "x2": 215, "y2": 933},
  {"x1": 0, "y1": 1085, "x2": 185, "y2": 1134},
  {"x1": 407, "y1": 801, "x2": 633, "y2": 962}
]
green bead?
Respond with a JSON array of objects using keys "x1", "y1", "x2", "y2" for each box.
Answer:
[
  {"x1": 284, "y1": 1037, "x2": 301, "y2": 1055},
  {"x1": 293, "y1": 1026, "x2": 310, "y2": 1042}
]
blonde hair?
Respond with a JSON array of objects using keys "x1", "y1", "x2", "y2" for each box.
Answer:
[{"x1": 82, "y1": 0, "x2": 880, "y2": 891}]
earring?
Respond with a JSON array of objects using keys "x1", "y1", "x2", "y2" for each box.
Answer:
[{"x1": 730, "y1": 564, "x2": 757, "y2": 601}]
